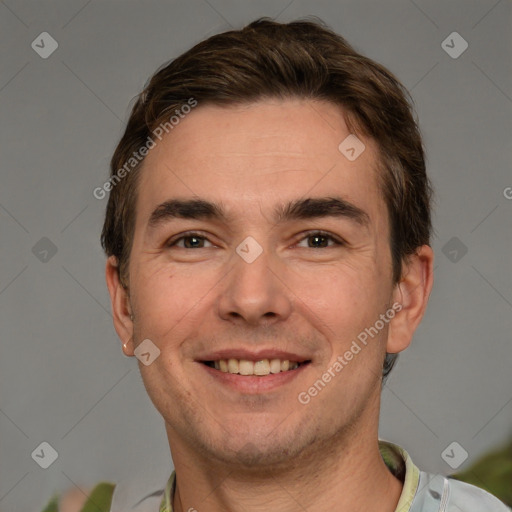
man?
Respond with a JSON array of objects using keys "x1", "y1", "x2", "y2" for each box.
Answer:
[{"x1": 44, "y1": 17, "x2": 510, "y2": 512}]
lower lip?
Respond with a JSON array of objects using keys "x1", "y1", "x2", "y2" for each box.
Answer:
[{"x1": 199, "y1": 362, "x2": 309, "y2": 393}]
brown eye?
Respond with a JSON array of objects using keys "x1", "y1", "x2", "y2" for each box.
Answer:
[
  {"x1": 166, "y1": 233, "x2": 213, "y2": 249},
  {"x1": 296, "y1": 231, "x2": 343, "y2": 249}
]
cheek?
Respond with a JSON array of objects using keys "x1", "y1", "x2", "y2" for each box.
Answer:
[
  {"x1": 300, "y1": 263, "x2": 385, "y2": 330},
  {"x1": 132, "y1": 263, "x2": 222, "y2": 340},
  {"x1": 296, "y1": 262, "x2": 391, "y2": 382}
]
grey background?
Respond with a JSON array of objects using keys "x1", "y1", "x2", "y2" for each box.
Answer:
[{"x1": 1, "y1": 0, "x2": 511, "y2": 510}]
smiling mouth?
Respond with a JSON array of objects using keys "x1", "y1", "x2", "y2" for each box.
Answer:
[{"x1": 202, "y1": 358, "x2": 311, "y2": 376}]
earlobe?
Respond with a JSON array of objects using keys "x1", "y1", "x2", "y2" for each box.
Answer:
[
  {"x1": 386, "y1": 245, "x2": 434, "y2": 354},
  {"x1": 105, "y1": 256, "x2": 135, "y2": 356}
]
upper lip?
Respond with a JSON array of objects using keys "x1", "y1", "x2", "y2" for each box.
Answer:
[{"x1": 196, "y1": 349, "x2": 312, "y2": 363}]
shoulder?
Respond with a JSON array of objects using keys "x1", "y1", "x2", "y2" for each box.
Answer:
[
  {"x1": 413, "y1": 471, "x2": 511, "y2": 511},
  {"x1": 447, "y1": 477, "x2": 511, "y2": 511},
  {"x1": 109, "y1": 473, "x2": 169, "y2": 511}
]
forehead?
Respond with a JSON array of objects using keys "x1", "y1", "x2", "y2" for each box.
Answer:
[{"x1": 135, "y1": 98, "x2": 386, "y2": 230}]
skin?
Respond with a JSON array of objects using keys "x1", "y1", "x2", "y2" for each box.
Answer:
[{"x1": 106, "y1": 98, "x2": 434, "y2": 512}]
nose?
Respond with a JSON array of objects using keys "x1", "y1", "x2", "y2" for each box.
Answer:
[{"x1": 216, "y1": 240, "x2": 293, "y2": 327}]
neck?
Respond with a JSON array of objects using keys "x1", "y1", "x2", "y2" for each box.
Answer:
[{"x1": 167, "y1": 406, "x2": 403, "y2": 512}]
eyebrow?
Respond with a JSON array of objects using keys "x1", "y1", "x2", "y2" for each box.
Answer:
[{"x1": 147, "y1": 196, "x2": 370, "y2": 229}]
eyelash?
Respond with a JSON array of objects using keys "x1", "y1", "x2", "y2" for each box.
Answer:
[{"x1": 166, "y1": 231, "x2": 344, "y2": 249}]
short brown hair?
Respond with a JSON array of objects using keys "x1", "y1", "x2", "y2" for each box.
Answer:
[{"x1": 101, "y1": 17, "x2": 433, "y2": 380}]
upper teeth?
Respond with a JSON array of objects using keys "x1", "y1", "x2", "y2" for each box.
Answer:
[{"x1": 213, "y1": 358, "x2": 299, "y2": 376}]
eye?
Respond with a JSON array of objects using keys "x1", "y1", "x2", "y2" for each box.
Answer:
[
  {"x1": 296, "y1": 231, "x2": 343, "y2": 249},
  {"x1": 165, "y1": 230, "x2": 343, "y2": 250},
  {"x1": 166, "y1": 232, "x2": 214, "y2": 249}
]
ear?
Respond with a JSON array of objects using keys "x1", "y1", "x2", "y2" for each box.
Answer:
[
  {"x1": 387, "y1": 245, "x2": 434, "y2": 354},
  {"x1": 105, "y1": 256, "x2": 134, "y2": 356}
]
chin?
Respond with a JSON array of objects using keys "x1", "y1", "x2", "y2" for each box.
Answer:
[{"x1": 202, "y1": 420, "x2": 319, "y2": 471}]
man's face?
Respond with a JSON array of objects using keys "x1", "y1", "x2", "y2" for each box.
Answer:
[{"x1": 125, "y1": 98, "x2": 399, "y2": 467}]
